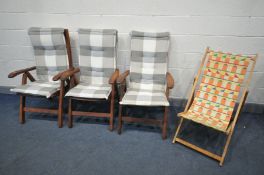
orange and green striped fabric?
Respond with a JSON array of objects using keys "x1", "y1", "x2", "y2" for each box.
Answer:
[{"x1": 180, "y1": 51, "x2": 251, "y2": 132}]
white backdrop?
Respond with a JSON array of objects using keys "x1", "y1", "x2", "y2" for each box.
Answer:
[{"x1": 0, "y1": 0, "x2": 263, "y2": 104}]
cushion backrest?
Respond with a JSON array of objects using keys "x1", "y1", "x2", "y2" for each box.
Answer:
[
  {"x1": 28, "y1": 27, "x2": 69, "y2": 82},
  {"x1": 78, "y1": 29, "x2": 118, "y2": 84},
  {"x1": 129, "y1": 31, "x2": 170, "y2": 91},
  {"x1": 189, "y1": 51, "x2": 251, "y2": 130}
]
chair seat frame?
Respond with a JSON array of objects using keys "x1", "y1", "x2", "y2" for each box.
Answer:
[
  {"x1": 117, "y1": 70, "x2": 174, "y2": 139},
  {"x1": 62, "y1": 68, "x2": 119, "y2": 131}
]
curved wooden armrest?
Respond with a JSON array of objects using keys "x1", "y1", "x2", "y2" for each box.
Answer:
[
  {"x1": 60, "y1": 68, "x2": 80, "y2": 81},
  {"x1": 109, "y1": 69, "x2": 119, "y2": 84},
  {"x1": 52, "y1": 68, "x2": 74, "y2": 81},
  {"x1": 117, "y1": 70, "x2": 130, "y2": 84},
  {"x1": 166, "y1": 72, "x2": 174, "y2": 89},
  {"x1": 8, "y1": 66, "x2": 36, "y2": 78}
]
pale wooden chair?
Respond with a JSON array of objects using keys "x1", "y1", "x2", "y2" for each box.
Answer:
[{"x1": 172, "y1": 47, "x2": 257, "y2": 165}]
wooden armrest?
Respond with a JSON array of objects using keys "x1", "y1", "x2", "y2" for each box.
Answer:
[
  {"x1": 8, "y1": 66, "x2": 36, "y2": 78},
  {"x1": 166, "y1": 72, "x2": 174, "y2": 89},
  {"x1": 60, "y1": 68, "x2": 80, "y2": 81},
  {"x1": 109, "y1": 69, "x2": 119, "y2": 84},
  {"x1": 117, "y1": 70, "x2": 130, "y2": 84},
  {"x1": 52, "y1": 68, "x2": 74, "y2": 81}
]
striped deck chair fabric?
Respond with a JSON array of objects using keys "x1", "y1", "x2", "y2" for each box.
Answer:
[
  {"x1": 65, "y1": 29, "x2": 118, "y2": 99},
  {"x1": 179, "y1": 51, "x2": 251, "y2": 132},
  {"x1": 120, "y1": 31, "x2": 170, "y2": 106},
  {"x1": 11, "y1": 27, "x2": 69, "y2": 98}
]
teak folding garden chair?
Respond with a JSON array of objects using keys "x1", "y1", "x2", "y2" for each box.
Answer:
[
  {"x1": 62, "y1": 29, "x2": 119, "y2": 131},
  {"x1": 8, "y1": 27, "x2": 73, "y2": 127},
  {"x1": 172, "y1": 47, "x2": 257, "y2": 165},
  {"x1": 117, "y1": 31, "x2": 174, "y2": 139}
]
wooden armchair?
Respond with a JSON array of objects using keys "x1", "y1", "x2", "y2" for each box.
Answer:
[
  {"x1": 117, "y1": 31, "x2": 174, "y2": 139},
  {"x1": 8, "y1": 28, "x2": 73, "y2": 127}
]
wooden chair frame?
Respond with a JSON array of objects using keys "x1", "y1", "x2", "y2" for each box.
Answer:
[
  {"x1": 8, "y1": 29, "x2": 74, "y2": 128},
  {"x1": 172, "y1": 47, "x2": 257, "y2": 166},
  {"x1": 61, "y1": 68, "x2": 119, "y2": 131},
  {"x1": 117, "y1": 70, "x2": 174, "y2": 139}
]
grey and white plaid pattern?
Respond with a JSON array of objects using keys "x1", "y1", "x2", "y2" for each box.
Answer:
[
  {"x1": 28, "y1": 27, "x2": 69, "y2": 82},
  {"x1": 78, "y1": 29, "x2": 118, "y2": 85},
  {"x1": 11, "y1": 81, "x2": 61, "y2": 98},
  {"x1": 120, "y1": 89, "x2": 169, "y2": 106},
  {"x1": 128, "y1": 31, "x2": 169, "y2": 91},
  {"x1": 66, "y1": 83, "x2": 112, "y2": 99},
  {"x1": 120, "y1": 31, "x2": 170, "y2": 106}
]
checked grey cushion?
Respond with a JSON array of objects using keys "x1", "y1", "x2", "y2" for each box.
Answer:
[
  {"x1": 128, "y1": 31, "x2": 169, "y2": 92},
  {"x1": 120, "y1": 89, "x2": 169, "y2": 106},
  {"x1": 65, "y1": 29, "x2": 118, "y2": 99},
  {"x1": 120, "y1": 31, "x2": 170, "y2": 106},
  {"x1": 11, "y1": 81, "x2": 61, "y2": 98},
  {"x1": 78, "y1": 29, "x2": 117, "y2": 85},
  {"x1": 28, "y1": 27, "x2": 69, "y2": 82},
  {"x1": 65, "y1": 83, "x2": 111, "y2": 99},
  {"x1": 11, "y1": 28, "x2": 69, "y2": 98}
]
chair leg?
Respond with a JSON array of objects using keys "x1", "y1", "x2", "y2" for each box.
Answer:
[
  {"x1": 118, "y1": 105, "x2": 123, "y2": 134},
  {"x1": 172, "y1": 117, "x2": 184, "y2": 143},
  {"x1": 19, "y1": 95, "x2": 25, "y2": 124},
  {"x1": 109, "y1": 91, "x2": 115, "y2": 131},
  {"x1": 220, "y1": 129, "x2": 234, "y2": 166},
  {"x1": 58, "y1": 81, "x2": 64, "y2": 128},
  {"x1": 68, "y1": 98, "x2": 73, "y2": 128},
  {"x1": 162, "y1": 106, "x2": 168, "y2": 140}
]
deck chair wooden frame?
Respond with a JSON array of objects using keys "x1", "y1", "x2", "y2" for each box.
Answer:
[
  {"x1": 8, "y1": 29, "x2": 74, "y2": 128},
  {"x1": 60, "y1": 68, "x2": 119, "y2": 131},
  {"x1": 172, "y1": 47, "x2": 257, "y2": 165},
  {"x1": 117, "y1": 71, "x2": 174, "y2": 139}
]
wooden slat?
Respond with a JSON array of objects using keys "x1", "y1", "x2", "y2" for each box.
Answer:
[
  {"x1": 122, "y1": 116, "x2": 162, "y2": 126},
  {"x1": 175, "y1": 137, "x2": 222, "y2": 161},
  {"x1": 72, "y1": 111, "x2": 110, "y2": 118},
  {"x1": 24, "y1": 107, "x2": 58, "y2": 114}
]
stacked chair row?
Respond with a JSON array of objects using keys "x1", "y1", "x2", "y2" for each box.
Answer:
[{"x1": 8, "y1": 28, "x2": 257, "y2": 166}]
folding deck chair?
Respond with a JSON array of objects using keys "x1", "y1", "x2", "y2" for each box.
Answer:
[
  {"x1": 8, "y1": 27, "x2": 73, "y2": 127},
  {"x1": 172, "y1": 47, "x2": 257, "y2": 165},
  {"x1": 117, "y1": 31, "x2": 174, "y2": 139},
  {"x1": 62, "y1": 29, "x2": 119, "y2": 131}
]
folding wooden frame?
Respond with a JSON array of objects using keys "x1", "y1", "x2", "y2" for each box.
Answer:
[
  {"x1": 8, "y1": 29, "x2": 73, "y2": 128},
  {"x1": 61, "y1": 69, "x2": 119, "y2": 131},
  {"x1": 117, "y1": 71, "x2": 174, "y2": 139},
  {"x1": 172, "y1": 47, "x2": 257, "y2": 165}
]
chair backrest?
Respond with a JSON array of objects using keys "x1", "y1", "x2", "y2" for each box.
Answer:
[
  {"x1": 28, "y1": 27, "x2": 71, "y2": 82},
  {"x1": 78, "y1": 29, "x2": 118, "y2": 85},
  {"x1": 189, "y1": 49, "x2": 256, "y2": 131},
  {"x1": 129, "y1": 31, "x2": 170, "y2": 91}
]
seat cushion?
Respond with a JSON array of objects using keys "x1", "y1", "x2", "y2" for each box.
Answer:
[
  {"x1": 65, "y1": 83, "x2": 112, "y2": 99},
  {"x1": 120, "y1": 89, "x2": 169, "y2": 106},
  {"x1": 178, "y1": 110, "x2": 229, "y2": 132},
  {"x1": 10, "y1": 81, "x2": 60, "y2": 98}
]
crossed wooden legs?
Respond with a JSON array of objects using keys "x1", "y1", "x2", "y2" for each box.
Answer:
[
  {"x1": 172, "y1": 118, "x2": 234, "y2": 166},
  {"x1": 118, "y1": 105, "x2": 169, "y2": 139}
]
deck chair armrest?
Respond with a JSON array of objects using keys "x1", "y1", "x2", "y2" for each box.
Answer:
[
  {"x1": 8, "y1": 66, "x2": 36, "y2": 78},
  {"x1": 52, "y1": 68, "x2": 75, "y2": 81},
  {"x1": 109, "y1": 69, "x2": 119, "y2": 84},
  {"x1": 117, "y1": 70, "x2": 130, "y2": 84},
  {"x1": 166, "y1": 72, "x2": 174, "y2": 89},
  {"x1": 60, "y1": 68, "x2": 80, "y2": 81}
]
